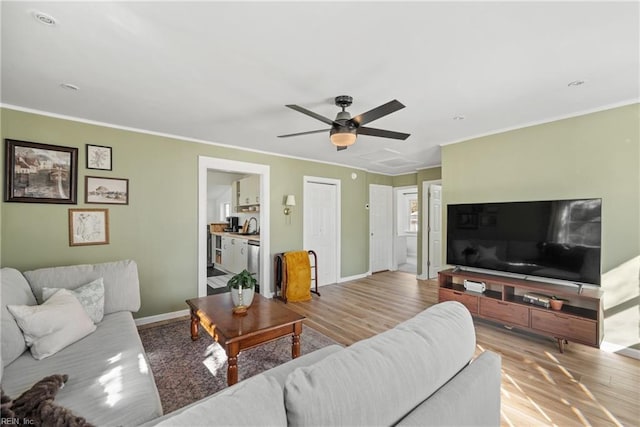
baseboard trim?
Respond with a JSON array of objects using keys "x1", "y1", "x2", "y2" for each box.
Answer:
[
  {"x1": 601, "y1": 341, "x2": 640, "y2": 360},
  {"x1": 338, "y1": 273, "x2": 368, "y2": 283},
  {"x1": 135, "y1": 309, "x2": 190, "y2": 326}
]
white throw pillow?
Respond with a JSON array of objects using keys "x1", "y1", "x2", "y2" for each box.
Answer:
[
  {"x1": 42, "y1": 278, "x2": 105, "y2": 323},
  {"x1": 7, "y1": 289, "x2": 96, "y2": 360}
]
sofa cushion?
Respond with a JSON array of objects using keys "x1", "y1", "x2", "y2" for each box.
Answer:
[
  {"x1": 155, "y1": 375, "x2": 287, "y2": 427},
  {"x1": 396, "y1": 350, "x2": 502, "y2": 427},
  {"x1": 2, "y1": 311, "x2": 163, "y2": 426},
  {"x1": 42, "y1": 277, "x2": 105, "y2": 323},
  {"x1": 284, "y1": 301, "x2": 476, "y2": 426},
  {"x1": 7, "y1": 289, "x2": 97, "y2": 360},
  {"x1": 24, "y1": 259, "x2": 140, "y2": 315},
  {"x1": 1, "y1": 268, "x2": 37, "y2": 366}
]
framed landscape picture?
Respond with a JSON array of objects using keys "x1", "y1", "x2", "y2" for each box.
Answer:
[
  {"x1": 68, "y1": 208, "x2": 109, "y2": 246},
  {"x1": 86, "y1": 144, "x2": 112, "y2": 170},
  {"x1": 85, "y1": 176, "x2": 129, "y2": 205},
  {"x1": 4, "y1": 139, "x2": 78, "y2": 204}
]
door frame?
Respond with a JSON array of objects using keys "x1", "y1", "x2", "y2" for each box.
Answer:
[
  {"x1": 303, "y1": 175, "x2": 341, "y2": 285},
  {"x1": 419, "y1": 179, "x2": 442, "y2": 280},
  {"x1": 198, "y1": 156, "x2": 271, "y2": 297}
]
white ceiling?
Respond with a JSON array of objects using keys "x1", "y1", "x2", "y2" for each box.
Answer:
[{"x1": 2, "y1": 1, "x2": 638, "y2": 175}]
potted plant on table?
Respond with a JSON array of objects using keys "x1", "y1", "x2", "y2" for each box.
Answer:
[{"x1": 228, "y1": 269, "x2": 257, "y2": 315}]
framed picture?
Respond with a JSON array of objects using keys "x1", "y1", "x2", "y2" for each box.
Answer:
[
  {"x1": 85, "y1": 176, "x2": 129, "y2": 205},
  {"x1": 4, "y1": 139, "x2": 78, "y2": 204},
  {"x1": 86, "y1": 144, "x2": 112, "y2": 170},
  {"x1": 68, "y1": 208, "x2": 109, "y2": 246}
]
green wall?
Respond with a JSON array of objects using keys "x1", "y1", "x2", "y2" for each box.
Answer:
[
  {"x1": 0, "y1": 108, "x2": 387, "y2": 317},
  {"x1": 441, "y1": 103, "x2": 640, "y2": 351}
]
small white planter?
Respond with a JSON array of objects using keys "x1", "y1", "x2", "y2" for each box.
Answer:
[{"x1": 231, "y1": 286, "x2": 255, "y2": 312}]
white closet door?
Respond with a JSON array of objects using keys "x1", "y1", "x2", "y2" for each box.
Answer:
[
  {"x1": 370, "y1": 184, "x2": 393, "y2": 273},
  {"x1": 304, "y1": 178, "x2": 339, "y2": 286}
]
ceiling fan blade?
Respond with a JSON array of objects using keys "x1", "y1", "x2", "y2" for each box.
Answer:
[
  {"x1": 336, "y1": 145, "x2": 348, "y2": 151},
  {"x1": 357, "y1": 127, "x2": 410, "y2": 140},
  {"x1": 351, "y1": 99, "x2": 406, "y2": 126},
  {"x1": 278, "y1": 129, "x2": 329, "y2": 138},
  {"x1": 286, "y1": 104, "x2": 337, "y2": 126}
]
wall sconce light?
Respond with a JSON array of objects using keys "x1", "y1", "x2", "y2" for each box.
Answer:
[{"x1": 284, "y1": 195, "x2": 296, "y2": 215}]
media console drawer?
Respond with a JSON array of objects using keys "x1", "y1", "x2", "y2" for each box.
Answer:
[
  {"x1": 439, "y1": 288, "x2": 478, "y2": 314},
  {"x1": 480, "y1": 298, "x2": 529, "y2": 328},
  {"x1": 531, "y1": 309, "x2": 597, "y2": 346}
]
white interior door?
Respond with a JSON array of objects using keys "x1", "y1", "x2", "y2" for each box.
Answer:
[
  {"x1": 428, "y1": 184, "x2": 443, "y2": 278},
  {"x1": 370, "y1": 184, "x2": 393, "y2": 273},
  {"x1": 304, "y1": 178, "x2": 339, "y2": 286}
]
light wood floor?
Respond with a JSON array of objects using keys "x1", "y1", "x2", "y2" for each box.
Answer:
[{"x1": 283, "y1": 270, "x2": 639, "y2": 427}]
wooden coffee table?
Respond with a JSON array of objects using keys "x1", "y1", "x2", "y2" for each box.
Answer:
[{"x1": 186, "y1": 293, "x2": 305, "y2": 386}]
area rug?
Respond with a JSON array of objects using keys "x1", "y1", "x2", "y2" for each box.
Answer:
[
  {"x1": 207, "y1": 274, "x2": 233, "y2": 289},
  {"x1": 139, "y1": 318, "x2": 340, "y2": 414}
]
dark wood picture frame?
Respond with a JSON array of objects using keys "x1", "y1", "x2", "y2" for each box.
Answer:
[
  {"x1": 86, "y1": 144, "x2": 112, "y2": 170},
  {"x1": 85, "y1": 176, "x2": 129, "y2": 205},
  {"x1": 68, "y1": 208, "x2": 109, "y2": 246},
  {"x1": 4, "y1": 139, "x2": 78, "y2": 204}
]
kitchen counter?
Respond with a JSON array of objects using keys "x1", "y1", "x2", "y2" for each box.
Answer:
[{"x1": 211, "y1": 231, "x2": 260, "y2": 243}]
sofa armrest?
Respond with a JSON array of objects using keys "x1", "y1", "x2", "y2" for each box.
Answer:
[{"x1": 23, "y1": 259, "x2": 141, "y2": 314}]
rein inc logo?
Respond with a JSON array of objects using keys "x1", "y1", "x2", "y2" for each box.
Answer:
[{"x1": 1, "y1": 418, "x2": 35, "y2": 425}]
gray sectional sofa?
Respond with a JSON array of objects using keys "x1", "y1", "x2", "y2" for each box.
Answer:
[
  {"x1": 145, "y1": 300, "x2": 502, "y2": 426},
  {"x1": 2, "y1": 259, "x2": 501, "y2": 426},
  {"x1": 1, "y1": 260, "x2": 163, "y2": 426}
]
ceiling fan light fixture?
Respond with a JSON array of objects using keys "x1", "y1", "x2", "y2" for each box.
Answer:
[{"x1": 330, "y1": 128, "x2": 357, "y2": 147}]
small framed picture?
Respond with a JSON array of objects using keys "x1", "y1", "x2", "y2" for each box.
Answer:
[
  {"x1": 86, "y1": 144, "x2": 112, "y2": 170},
  {"x1": 4, "y1": 139, "x2": 78, "y2": 204},
  {"x1": 68, "y1": 208, "x2": 109, "y2": 246},
  {"x1": 85, "y1": 176, "x2": 129, "y2": 205}
]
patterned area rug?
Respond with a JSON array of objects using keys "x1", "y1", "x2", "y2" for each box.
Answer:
[{"x1": 138, "y1": 317, "x2": 340, "y2": 414}]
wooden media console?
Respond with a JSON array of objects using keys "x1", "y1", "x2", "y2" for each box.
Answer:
[{"x1": 438, "y1": 269, "x2": 603, "y2": 352}]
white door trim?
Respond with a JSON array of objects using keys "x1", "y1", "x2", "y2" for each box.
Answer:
[
  {"x1": 198, "y1": 156, "x2": 271, "y2": 297},
  {"x1": 419, "y1": 179, "x2": 442, "y2": 280},
  {"x1": 303, "y1": 175, "x2": 341, "y2": 285}
]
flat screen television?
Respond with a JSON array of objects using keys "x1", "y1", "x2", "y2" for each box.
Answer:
[{"x1": 446, "y1": 199, "x2": 602, "y2": 286}]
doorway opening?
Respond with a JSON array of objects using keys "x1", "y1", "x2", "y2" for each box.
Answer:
[
  {"x1": 205, "y1": 170, "x2": 250, "y2": 295},
  {"x1": 198, "y1": 157, "x2": 270, "y2": 298},
  {"x1": 395, "y1": 186, "x2": 418, "y2": 274}
]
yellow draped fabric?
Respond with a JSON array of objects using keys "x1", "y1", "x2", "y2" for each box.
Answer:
[{"x1": 284, "y1": 251, "x2": 312, "y2": 302}]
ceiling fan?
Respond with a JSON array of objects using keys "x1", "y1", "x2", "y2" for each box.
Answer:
[{"x1": 278, "y1": 95, "x2": 410, "y2": 151}]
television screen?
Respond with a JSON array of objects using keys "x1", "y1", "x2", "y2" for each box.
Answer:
[{"x1": 446, "y1": 199, "x2": 602, "y2": 285}]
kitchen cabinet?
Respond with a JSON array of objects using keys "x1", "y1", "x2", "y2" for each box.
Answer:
[
  {"x1": 220, "y1": 235, "x2": 248, "y2": 274},
  {"x1": 233, "y1": 238, "x2": 248, "y2": 273},
  {"x1": 220, "y1": 236, "x2": 232, "y2": 271},
  {"x1": 238, "y1": 175, "x2": 260, "y2": 206},
  {"x1": 213, "y1": 234, "x2": 222, "y2": 265}
]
